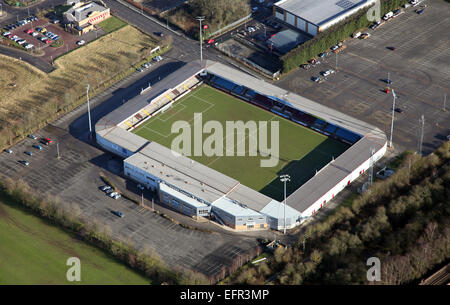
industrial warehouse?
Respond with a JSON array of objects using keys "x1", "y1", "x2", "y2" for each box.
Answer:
[
  {"x1": 95, "y1": 60, "x2": 387, "y2": 232},
  {"x1": 273, "y1": 0, "x2": 377, "y2": 36}
]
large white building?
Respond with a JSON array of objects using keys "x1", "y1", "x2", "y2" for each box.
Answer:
[
  {"x1": 273, "y1": 0, "x2": 377, "y2": 36},
  {"x1": 95, "y1": 60, "x2": 387, "y2": 232}
]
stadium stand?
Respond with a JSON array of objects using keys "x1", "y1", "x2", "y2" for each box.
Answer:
[{"x1": 203, "y1": 73, "x2": 362, "y2": 145}]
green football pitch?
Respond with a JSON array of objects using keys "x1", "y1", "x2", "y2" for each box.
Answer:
[{"x1": 133, "y1": 85, "x2": 349, "y2": 201}]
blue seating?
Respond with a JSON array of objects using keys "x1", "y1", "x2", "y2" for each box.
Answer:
[
  {"x1": 324, "y1": 124, "x2": 338, "y2": 134},
  {"x1": 336, "y1": 128, "x2": 361, "y2": 143},
  {"x1": 213, "y1": 77, "x2": 235, "y2": 91}
]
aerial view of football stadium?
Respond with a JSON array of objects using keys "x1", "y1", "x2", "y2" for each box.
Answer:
[{"x1": 0, "y1": 0, "x2": 448, "y2": 296}]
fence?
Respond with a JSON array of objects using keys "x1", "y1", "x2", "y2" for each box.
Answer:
[{"x1": 209, "y1": 13, "x2": 252, "y2": 38}]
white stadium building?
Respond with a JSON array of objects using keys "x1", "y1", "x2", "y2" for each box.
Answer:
[{"x1": 95, "y1": 60, "x2": 387, "y2": 231}]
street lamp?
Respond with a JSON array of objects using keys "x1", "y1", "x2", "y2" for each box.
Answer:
[
  {"x1": 280, "y1": 174, "x2": 290, "y2": 235},
  {"x1": 86, "y1": 84, "x2": 92, "y2": 136},
  {"x1": 196, "y1": 16, "x2": 205, "y2": 62}
]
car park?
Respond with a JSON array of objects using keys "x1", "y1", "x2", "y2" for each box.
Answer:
[
  {"x1": 112, "y1": 210, "x2": 124, "y2": 218},
  {"x1": 76, "y1": 40, "x2": 85, "y2": 46},
  {"x1": 28, "y1": 134, "x2": 37, "y2": 140},
  {"x1": 32, "y1": 144, "x2": 42, "y2": 150},
  {"x1": 24, "y1": 151, "x2": 33, "y2": 156},
  {"x1": 19, "y1": 160, "x2": 30, "y2": 166}
]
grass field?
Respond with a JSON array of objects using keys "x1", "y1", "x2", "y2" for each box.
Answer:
[
  {"x1": 133, "y1": 85, "x2": 349, "y2": 201},
  {"x1": 0, "y1": 197, "x2": 150, "y2": 284},
  {"x1": 98, "y1": 16, "x2": 127, "y2": 33},
  {"x1": 0, "y1": 24, "x2": 158, "y2": 147}
]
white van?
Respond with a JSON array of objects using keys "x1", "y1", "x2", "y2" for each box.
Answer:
[
  {"x1": 383, "y1": 11, "x2": 394, "y2": 20},
  {"x1": 352, "y1": 32, "x2": 361, "y2": 38}
]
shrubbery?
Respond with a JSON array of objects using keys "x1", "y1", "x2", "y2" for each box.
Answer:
[{"x1": 227, "y1": 142, "x2": 450, "y2": 284}]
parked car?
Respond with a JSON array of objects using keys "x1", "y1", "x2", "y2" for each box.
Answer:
[
  {"x1": 376, "y1": 167, "x2": 395, "y2": 180},
  {"x1": 113, "y1": 193, "x2": 121, "y2": 200},
  {"x1": 321, "y1": 69, "x2": 335, "y2": 77},
  {"x1": 330, "y1": 45, "x2": 339, "y2": 51},
  {"x1": 45, "y1": 39, "x2": 52, "y2": 44},
  {"x1": 136, "y1": 67, "x2": 143, "y2": 72},
  {"x1": 112, "y1": 210, "x2": 124, "y2": 218},
  {"x1": 108, "y1": 192, "x2": 118, "y2": 198},
  {"x1": 153, "y1": 55, "x2": 163, "y2": 62},
  {"x1": 153, "y1": 32, "x2": 164, "y2": 37},
  {"x1": 387, "y1": 46, "x2": 396, "y2": 51},
  {"x1": 394, "y1": 107, "x2": 403, "y2": 113},
  {"x1": 360, "y1": 33, "x2": 370, "y2": 39},
  {"x1": 24, "y1": 44, "x2": 34, "y2": 50},
  {"x1": 4, "y1": 149, "x2": 13, "y2": 154},
  {"x1": 416, "y1": 8, "x2": 425, "y2": 14},
  {"x1": 100, "y1": 185, "x2": 112, "y2": 191},
  {"x1": 2, "y1": 31, "x2": 11, "y2": 37},
  {"x1": 28, "y1": 134, "x2": 37, "y2": 140},
  {"x1": 17, "y1": 39, "x2": 27, "y2": 45},
  {"x1": 352, "y1": 31, "x2": 361, "y2": 38},
  {"x1": 311, "y1": 76, "x2": 320, "y2": 82},
  {"x1": 318, "y1": 52, "x2": 328, "y2": 58},
  {"x1": 32, "y1": 144, "x2": 42, "y2": 150},
  {"x1": 25, "y1": 29, "x2": 34, "y2": 34},
  {"x1": 300, "y1": 64, "x2": 310, "y2": 70},
  {"x1": 106, "y1": 188, "x2": 115, "y2": 194},
  {"x1": 24, "y1": 151, "x2": 33, "y2": 156},
  {"x1": 31, "y1": 32, "x2": 39, "y2": 37},
  {"x1": 19, "y1": 160, "x2": 30, "y2": 166},
  {"x1": 76, "y1": 40, "x2": 85, "y2": 46}
]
